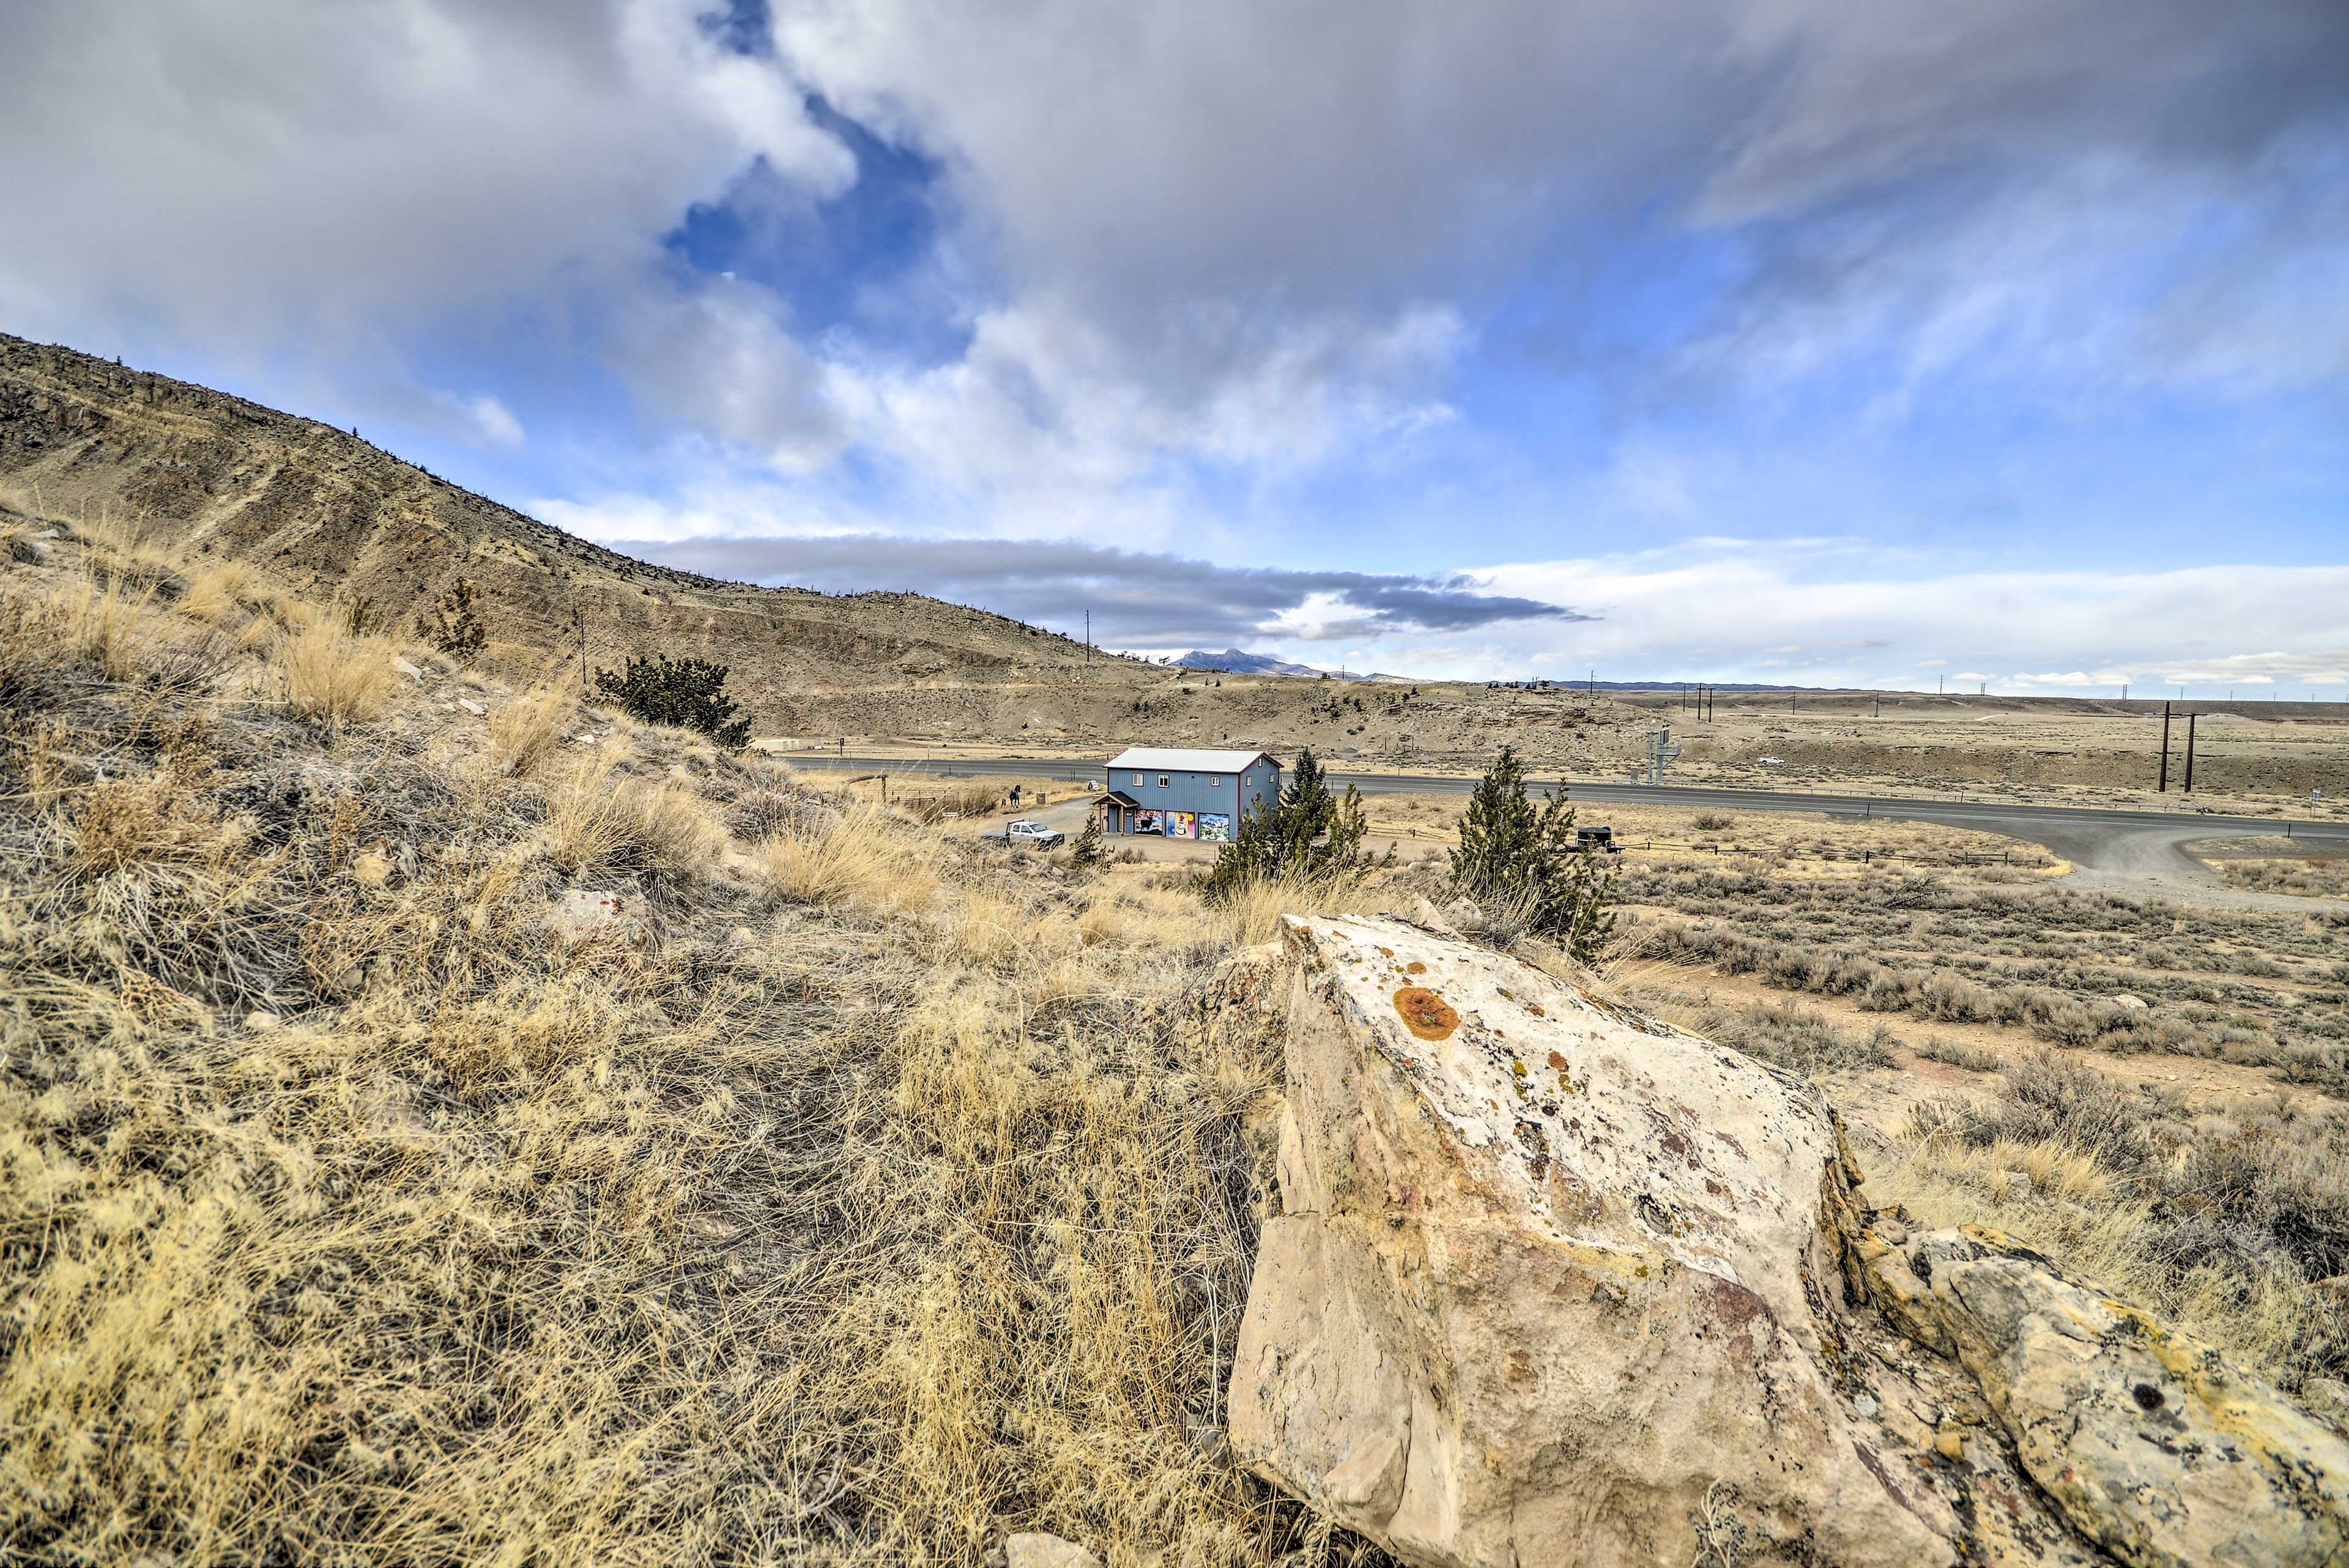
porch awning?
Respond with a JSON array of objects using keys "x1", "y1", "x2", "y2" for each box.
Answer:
[{"x1": 1099, "y1": 790, "x2": 1141, "y2": 808}]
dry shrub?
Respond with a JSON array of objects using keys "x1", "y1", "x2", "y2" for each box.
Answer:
[
  {"x1": 279, "y1": 623, "x2": 397, "y2": 729},
  {"x1": 543, "y1": 752, "x2": 719, "y2": 877},
  {"x1": 64, "y1": 774, "x2": 213, "y2": 880},
  {"x1": 722, "y1": 778, "x2": 828, "y2": 840},
  {"x1": 1913, "y1": 1034, "x2": 2003, "y2": 1072},
  {"x1": 2224, "y1": 858, "x2": 2349, "y2": 901},
  {"x1": 1208, "y1": 869, "x2": 1389, "y2": 948},
  {"x1": 62, "y1": 575, "x2": 155, "y2": 682},
  {"x1": 1688, "y1": 1000, "x2": 1898, "y2": 1077},
  {"x1": 177, "y1": 560, "x2": 257, "y2": 623},
  {"x1": 488, "y1": 680, "x2": 575, "y2": 778},
  {"x1": 755, "y1": 801, "x2": 938, "y2": 913}
]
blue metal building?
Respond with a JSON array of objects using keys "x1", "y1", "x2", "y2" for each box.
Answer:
[{"x1": 1096, "y1": 747, "x2": 1282, "y2": 842}]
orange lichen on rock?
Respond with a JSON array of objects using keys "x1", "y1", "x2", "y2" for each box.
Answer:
[
  {"x1": 1406, "y1": 961, "x2": 1427, "y2": 975},
  {"x1": 1393, "y1": 986, "x2": 1460, "y2": 1041}
]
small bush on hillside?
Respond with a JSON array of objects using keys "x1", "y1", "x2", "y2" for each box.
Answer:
[
  {"x1": 592, "y1": 653, "x2": 751, "y2": 749},
  {"x1": 1200, "y1": 748, "x2": 1391, "y2": 902},
  {"x1": 1692, "y1": 810, "x2": 1735, "y2": 832},
  {"x1": 1450, "y1": 744, "x2": 1616, "y2": 964},
  {"x1": 417, "y1": 575, "x2": 487, "y2": 663}
]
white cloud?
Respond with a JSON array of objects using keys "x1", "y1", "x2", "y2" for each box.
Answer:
[
  {"x1": 1459, "y1": 548, "x2": 2349, "y2": 690},
  {"x1": 0, "y1": 0, "x2": 852, "y2": 340},
  {"x1": 457, "y1": 394, "x2": 525, "y2": 448},
  {"x1": 3, "y1": 0, "x2": 2343, "y2": 587},
  {"x1": 610, "y1": 280, "x2": 848, "y2": 472}
]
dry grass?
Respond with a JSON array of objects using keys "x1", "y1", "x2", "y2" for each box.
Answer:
[
  {"x1": 60, "y1": 574, "x2": 155, "y2": 683},
  {"x1": 279, "y1": 622, "x2": 399, "y2": 730},
  {"x1": 0, "y1": 540, "x2": 1338, "y2": 1566},
  {"x1": 754, "y1": 799, "x2": 941, "y2": 915},
  {"x1": 2220, "y1": 856, "x2": 2349, "y2": 901},
  {"x1": 178, "y1": 558, "x2": 258, "y2": 623},
  {"x1": 543, "y1": 749, "x2": 722, "y2": 878},
  {"x1": 487, "y1": 678, "x2": 576, "y2": 777}
]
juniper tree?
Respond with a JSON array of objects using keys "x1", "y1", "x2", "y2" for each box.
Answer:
[
  {"x1": 1449, "y1": 745, "x2": 1616, "y2": 962},
  {"x1": 592, "y1": 654, "x2": 752, "y2": 750},
  {"x1": 1069, "y1": 814, "x2": 1106, "y2": 869},
  {"x1": 1201, "y1": 749, "x2": 1390, "y2": 900}
]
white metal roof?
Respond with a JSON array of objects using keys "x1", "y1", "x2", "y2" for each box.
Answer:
[{"x1": 1106, "y1": 747, "x2": 1277, "y2": 773}]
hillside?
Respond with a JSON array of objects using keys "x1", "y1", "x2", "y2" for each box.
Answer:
[
  {"x1": 6, "y1": 519, "x2": 2347, "y2": 1566},
  {"x1": 0, "y1": 333, "x2": 1139, "y2": 725}
]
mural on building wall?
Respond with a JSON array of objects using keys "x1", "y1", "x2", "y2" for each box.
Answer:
[
  {"x1": 1167, "y1": 812, "x2": 1197, "y2": 839},
  {"x1": 1199, "y1": 812, "x2": 1231, "y2": 843},
  {"x1": 1134, "y1": 809, "x2": 1163, "y2": 835}
]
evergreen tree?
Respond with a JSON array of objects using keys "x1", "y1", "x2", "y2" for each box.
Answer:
[
  {"x1": 1069, "y1": 814, "x2": 1105, "y2": 869},
  {"x1": 592, "y1": 654, "x2": 752, "y2": 749},
  {"x1": 1201, "y1": 749, "x2": 1391, "y2": 900},
  {"x1": 1449, "y1": 745, "x2": 1616, "y2": 962}
]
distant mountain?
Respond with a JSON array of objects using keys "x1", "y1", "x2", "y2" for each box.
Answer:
[{"x1": 1177, "y1": 648, "x2": 1410, "y2": 682}]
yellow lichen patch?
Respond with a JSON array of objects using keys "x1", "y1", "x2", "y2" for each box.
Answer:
[
  {"x1": 1405, "y1": 960, "x2": 1427, "y2": 975},
  {"x1": 1393, "y1": 986, "x2": 1460, "y2": 1041}
]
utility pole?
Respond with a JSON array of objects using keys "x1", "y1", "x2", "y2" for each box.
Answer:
[
  {"x1": 2159, "y1": 702, "x2": 2171, "y2": 792},
  {"x1": 2184, "y1": 712, "x2": 2198, "y2": 793},
  {"x1": 1938, "y1": 674, "x2": 1945, "y2": 696}
]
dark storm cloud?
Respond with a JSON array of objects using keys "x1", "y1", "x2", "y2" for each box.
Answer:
[{"x1": 623, "y1": 534, "x2": 1587, "y2": 648}]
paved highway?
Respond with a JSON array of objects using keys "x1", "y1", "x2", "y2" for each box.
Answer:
[{"x1": 785, "y1": 752, "x2": 2349, "y2": 900}]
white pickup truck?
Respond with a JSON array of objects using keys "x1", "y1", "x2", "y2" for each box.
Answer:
[{"x1": 984, "y1": 819, "x2": 1066, "y2": 847}]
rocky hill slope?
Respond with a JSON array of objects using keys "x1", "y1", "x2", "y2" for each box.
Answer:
[{"x1": 0, "y1": 333, "x2": 1135, "y2": 726}]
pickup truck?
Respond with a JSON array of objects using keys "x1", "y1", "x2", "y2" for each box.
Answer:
[{"x1": 984, "y1": 819, "x2": 1066, "y2": 847}]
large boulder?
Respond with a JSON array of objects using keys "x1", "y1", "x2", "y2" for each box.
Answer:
[
  {"x1": 1227, "y1": 914, "x2": 2349, "y2": 1568},
  {"x1": 1227, "y1": 914, "x2": 1954, "y2": 1567},
  {"x1": 1855, "y1": 1224, "x2": 2349, "y2": 1568}
]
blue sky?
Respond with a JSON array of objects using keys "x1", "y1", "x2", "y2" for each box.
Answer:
[{"x1": 3, "y1": 0, "x2": 2345, "y2": 691}]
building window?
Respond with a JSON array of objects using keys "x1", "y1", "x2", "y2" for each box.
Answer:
[
  {"x1": 1209, "y1": 776, "x2": 1220, "y2": 787},
  {"x1": 1131, "y1": 773, "x2": 1143, "y2": 786},
  {"x1": 1157, "y1": 775, "x2": 1170, "y2": 789}
]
